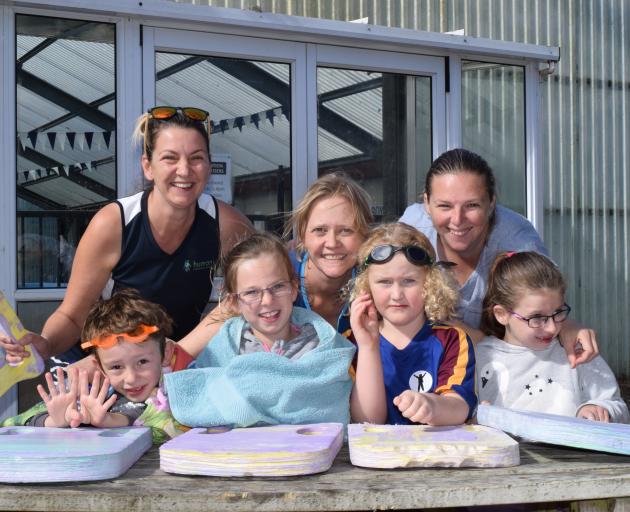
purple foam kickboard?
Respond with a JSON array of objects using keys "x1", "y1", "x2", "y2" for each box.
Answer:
[
  {"x1": 477, "y1": 404, "x2": 630, "y2": 456},
  {"x1": 0, "y1": 426, "x2": 152, "y2": 483},
  {"x1": 160, "y1": 423, "x2": 343, "y2": 476},
  {"x1": 348, "y1": 423, "x2": 520, "y2": 468}
]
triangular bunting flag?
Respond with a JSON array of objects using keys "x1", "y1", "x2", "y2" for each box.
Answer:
[
  {"x1": 47, "y1": 132, "x2": 56, "y2": 150},
  {"x1": 251, "y1": 113, "x2": 260, "y2": 129},
  {"x1": 235, "y1": 117, "x2": 244, "y2": 132},
  {"x1": 103, "y1": 131, "x2": 112, "y2": 149},
  {"x1": 27, "y1": 131, "x2": 38, "y2": 148},
  {"x1": 266, "y1": 109, "x2": 275, "y2": 125},
  {"x1": 84, "y1": 132, "x2": 94, "y2": 150},
  {"x1": 220, "y1": 120, "x2": 228, "y2": 133},
  {"x1": 67, "y1": 132, "x2": 76, "y2": 149}
]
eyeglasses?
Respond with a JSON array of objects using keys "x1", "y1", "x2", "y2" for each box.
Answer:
[
  {"x1": 364, "y1": 244, "x2": 434, "y2": 268},
  {"x1": 144, "y1": 106, "x2": 211, "y2": 155},
  {"x1": 509, "y1": 304, "x2": 571, "y2": 328},
  {"x1": 233, "y1": 280, "x2": 293, "y2": 305},
  {"x1": 80, "y1": 324, "x2": 159, "y2": 350}
]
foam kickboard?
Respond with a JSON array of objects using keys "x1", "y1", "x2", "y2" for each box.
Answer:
[
  {"x1": 160, "y1": 423, "x2": 343, "y2": 476},
  {"x1": 0, "y1": 290, "x2": 44, "y2": 397},
  {"x1": 0, "y1": 426, "x2": 152, "y2": 482},
  {"x1": 348, "y1": 423, "x2": 520, "y2": 468},
  {"x1": 477, "y1": 404, "x2": 630, "y2": 456}
]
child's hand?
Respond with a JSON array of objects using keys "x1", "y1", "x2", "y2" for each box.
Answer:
[
  {"x1": 393, "y1": 390, "x2": 437, "y2": 424},
  {"x1": 350, "y1": 293, "x2": 380, "y2": 349},
  {"x1": 0, "y1": 332, "x2": 46, "y2": 365},
  {"x1": 77, "y1": 370, "x2": 117, "y2": 428},
  {"x1": 37, "y1": 367, "x2": 81, "y2": 428},
  {"x1": 577, "y1": 404, "x2": 610, "y2": 422}
]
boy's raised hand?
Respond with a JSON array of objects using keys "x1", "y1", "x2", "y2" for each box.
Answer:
[
  {"x1": 77, "y1": 370, "x2": 117, "y2": 428},
  {"x1": 38, "y1": 367, "x2": 81, "y2": 428},
  {"x1": 350, "y1": 293, "x2": 380, "y2": 348}
]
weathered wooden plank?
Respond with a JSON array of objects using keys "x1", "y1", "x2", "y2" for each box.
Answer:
[{"x1": 0, "y1": 443, "x2": 629, "y2": 511}]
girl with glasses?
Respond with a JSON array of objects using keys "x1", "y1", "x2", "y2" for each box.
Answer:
[
  {"x1": 478, "y1": 251, "x2": 628, "y2": 423},
  {"x1": 1, "y1": 107, "x2": 253, "y2": 370},
  {"x1": 176, "y1": 172, "x2": 372, "y2": 358},
  {"x1": 164, "y1": 233, "x2": 355, "y2": 427},
  {"x1": 349, "y1": 223, "x2": 476, "y2": 426}
]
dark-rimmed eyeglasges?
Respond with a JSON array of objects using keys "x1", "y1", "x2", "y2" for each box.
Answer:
[
  {"x1": 233, "y1": 280, "x2": 293, "y2": 305},
  {"x1": 509, "y1": 304, "x2": 572, "y2": 328}
]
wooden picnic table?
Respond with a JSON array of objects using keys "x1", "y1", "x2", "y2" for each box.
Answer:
[{"x1": 1, "y1": 443, "x2": 629, "y2": 511}]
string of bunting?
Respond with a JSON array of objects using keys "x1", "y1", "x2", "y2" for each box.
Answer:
[
  {"x1": 17, "y1": 131, "x2": 114, "y2": 152},
  {"x1": 17, "y1": 104, "x2": 289, "y2": 152},
  {"x1": 209, "y1": 105, "x2": 289, "y2": 135},
  {"x1": 17, "y1": 160, "x2": 98, "y2": 185}
]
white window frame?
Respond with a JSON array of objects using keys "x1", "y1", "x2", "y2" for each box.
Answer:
[{"x1": 142, "y1": 27, "x2": 308, "y2": 210}]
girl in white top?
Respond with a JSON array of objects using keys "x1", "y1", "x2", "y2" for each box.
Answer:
[{"x1": 476, "y1": 251, "x2": 628, "y2": 423}]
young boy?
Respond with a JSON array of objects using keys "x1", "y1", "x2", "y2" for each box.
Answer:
[{"x1": 2, "y1": 289, "x2": 192, "y2": 443}]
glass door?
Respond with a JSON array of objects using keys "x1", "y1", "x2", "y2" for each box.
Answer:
[
  {"x1": 313, "y1": 45, "x2": 444, "y2": 220},
  {"x1": 142, "y1": 28, "x2": 307, "y2": 235},
  {"x1": 143, "y1": 29, "x2": 445, "y2": 225}
]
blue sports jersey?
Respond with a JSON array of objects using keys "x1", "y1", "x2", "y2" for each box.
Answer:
[{"x1": 380, "y1": 321, "x2": 477, "y2": 425}]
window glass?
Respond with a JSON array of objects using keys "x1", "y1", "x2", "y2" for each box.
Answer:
[
  {"x1": 155, "y1": 53, "x2": 292, "y2": 234},
  {"x1": 16, "y1": 15, "x2": 116, "y2": 288},
  {"x1": 461, "y1": 61, "x2": 526, "y2": 214},
  {"x1": 316, "y1": 67, "x2": 432, "y2": 220}
]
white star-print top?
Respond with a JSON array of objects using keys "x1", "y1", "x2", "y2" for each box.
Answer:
[{"x1": 476, "y1": 336, "x2": 629, "y2": 423}]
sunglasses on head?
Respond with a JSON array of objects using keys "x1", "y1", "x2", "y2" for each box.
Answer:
[
  {"x1": 364, "y1": 244, "x2": 434, "y2": 268},
  {"x1": 144, "y1": 106, "x2": 211, "y2": 156},
  {"x1": 148, "y1": 106, "x2": 210, "y2": 122}
]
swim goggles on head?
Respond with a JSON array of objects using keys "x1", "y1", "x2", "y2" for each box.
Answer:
[
  {"x1": 363, "y1": 244, "x2": 456, "y2": 269},
  {"x1": 80, "y1": 324, "x2": 159, "y2": 350}
]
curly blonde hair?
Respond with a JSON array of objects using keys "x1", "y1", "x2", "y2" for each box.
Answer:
[{"x1": 352, "y1": 223, "x2": 459, "y2": 323}]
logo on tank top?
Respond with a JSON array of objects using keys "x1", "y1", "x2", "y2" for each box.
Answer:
[
  {"x1": 183, "y1": 259, "x2": 214, "y2": 272},
  {"x1": 409, "y1": 370, "x2": 433, "y2": 393}
]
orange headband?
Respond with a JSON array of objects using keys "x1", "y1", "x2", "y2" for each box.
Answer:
[{"x1": 80, "y1": 324, "x2": 159, "y2": 350}]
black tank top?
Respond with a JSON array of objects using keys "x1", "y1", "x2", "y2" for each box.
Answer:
[{"x1": 111, "y1": 189, "x2": 220, "y2": 340}]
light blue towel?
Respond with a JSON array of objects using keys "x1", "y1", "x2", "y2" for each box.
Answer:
[{"x1": 165, "y1": 307, "x2": 355, "y2": 427}]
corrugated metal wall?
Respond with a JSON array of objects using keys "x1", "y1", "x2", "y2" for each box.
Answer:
[{"x1": 175, "y1": 0, "x2": 630, "y2": 378}]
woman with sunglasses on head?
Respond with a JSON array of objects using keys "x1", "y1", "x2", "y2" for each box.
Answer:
[
  {"x1": 400, "y1": 148, "x2": 599, "y2": 367},
  {"x1": 349, "y1": 222, "x2": 476, "y2": 425},
  {"x1": 2, "y1": 106, "x2": 253, "y2": 367}
]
